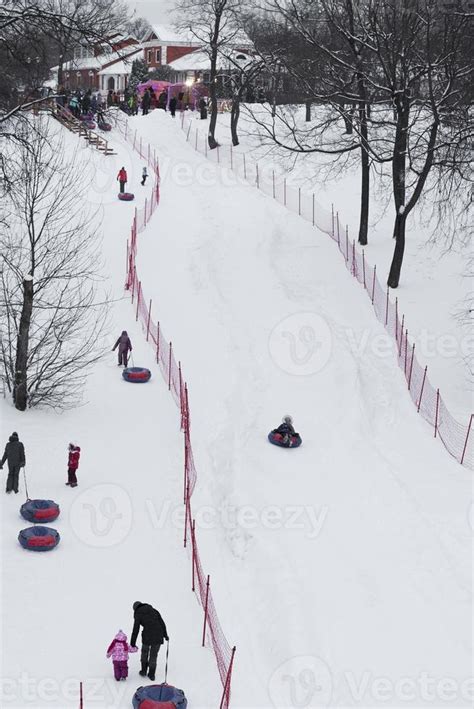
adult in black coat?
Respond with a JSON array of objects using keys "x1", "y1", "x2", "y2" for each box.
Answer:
[
  {"x1": 142, "y1": 89, "x2": 151, "y2": 116},
  {"x1": 131, "y1": 601, "x2": 168, "y2": 681},
  {"x1": 169, "y1": 97, "x2": 177, "y2": 117},
  {"x1": 0, "y1": 432, "x2": 26, "y2": 494}
]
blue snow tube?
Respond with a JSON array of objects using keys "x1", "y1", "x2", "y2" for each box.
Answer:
[
  {"x1": 123, "y1": 367, "x2": 151, "y2": 383},
  {"x1": 18, "y1": 526, "x2": 60, "y2": 552},
  {"x1": 132, "y1": 684, "x2": 187, "y2": 709},
  {"x1": 268, "y1": 431, "x2": 302, "y2": 448},
  {"x1": 20, "y1": 499, "x2": 60, "y2": 523}
]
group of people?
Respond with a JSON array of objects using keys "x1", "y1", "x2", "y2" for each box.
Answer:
[
  {"x1": 0, "y1": 433, "x2": 80, "y2": 492},
  {"x1": 107, "y1": 602, "x2": 168, "y2": 682},
  {"x1": 116, "y1": 165, "x2": 148, "y2": 194}
]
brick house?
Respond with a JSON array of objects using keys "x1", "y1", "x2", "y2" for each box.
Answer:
[{"x1": 141, "y1": 25, "x2": 201, "y2": 70}]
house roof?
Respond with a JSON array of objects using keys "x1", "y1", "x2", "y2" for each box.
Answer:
[
  {"x1": 143, "y1": 24, "x2": 199, "y2": 46},
  {"x1": 168, "y1": 49, "x2": 254, "y2": 73},
  {"x1": 62, "y1": 48, "x2": 142, "y2": 74},
  {"x1": 98, "y1": 50, "x2": 142, "y2": 76}
]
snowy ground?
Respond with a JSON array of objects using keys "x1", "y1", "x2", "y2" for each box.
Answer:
[
  {"x1": 0, "y1": 110, "x2": 472, "y2": 709},
  {"x1": 179, "y1": 105, "x2": 473, "y2": 419}
]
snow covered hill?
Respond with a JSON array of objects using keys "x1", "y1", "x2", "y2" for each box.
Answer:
[{"x1": 1, "y1": 110, "x2": 472, "y2": 709}]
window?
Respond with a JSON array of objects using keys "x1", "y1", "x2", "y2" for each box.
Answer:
[
  {"x1": 147, "y1": 49, "x2": 152, "y2": 64},
  {"x1": 155, "y1": 48, "x2": 161, "y2": 64}
]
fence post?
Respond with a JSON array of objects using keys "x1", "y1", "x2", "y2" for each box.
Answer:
[
  {"x1": 351, "y1": 238, "x2": 355, "y2": 275},
  {"x1": 217, "y1": 145, "x2": 220, "y2": 163},
  {"x1": 398, "y1": 315, "x2": 405, "y2": 356},
  {"x1": 156, "y1": 322, "x2": 160, "y2": 363},
  {"x1": 184, "y1": 433, "x2": 188, "y2": 503},
  {"x1": 135, "y1": 282, "x2": 141, "y2": 322},
  {"x1": 168, "y1": 342, "x2": 173, "y2": 391},
  {"x1": 417, "y1": 366, "x2": 427, "y2": 412},
  {"x1": 298, "y1": 187, "x2": 301, "y2": 215},
  {"x1": 331, "y1": 204, "x2": 335, "y2": 237},
  {"x1": 460, "y1": 414, "x2": 473, "y2": 465},
  {"x1": 186, "y1": 123, "x2": 192, "y2": 141},
  {"x1": 312, "y1": 193, "x2": 315, "y2": 226},
  {"x1": 272, "y1": 170, "x2": 275, "y2": 199},
  {"x1": 202, "y1": 575, "x2": 210, "y2": 646},
  {"x1": 345, "y1": 226, "x2": 349, "y2": 262},
  {"x1": 191, "y1": 519, "x2": 196, "y2": 592},
  {"x1": 79, "y1": 681, "x2": 83, "y2": 709},
  {"x1": 179, "y1": 361, "x2": 184, "y2": 428},
  {"x1": 131, "y1": 266, "x2": 137, "y2": 303},
  {"x1": 371, "y1": 265, "x2": 376, "y2": 304},
  {"x1": 184, "y1": 482, "x2": 189, "y2": 548},
  {"x1": 146, "y1": 299, "x2": 152, "y2": 341},
  {"x1": 394, "y1": 298, "x2": 398, "y2": 340},
  {"x1": 219, "y1": 647, "x2": 237, "y2": 709},
  {"x1": 185, "y1": 383, "x2": 190, "y2": 431},
  {"x1": 408, "y1": 343, "x2": 415, "y2": 390},
  {"x1": 404, "y1": 329, "x2": 408, "y2": 374},
  {"x1": 256, "y1": 163, "x2": 259, "y2": 189},
  {"x1": 434, "y1": 389, "x2": 440, "y2": 437},
  {"x1": 336, "y1": 212, "x2": 340, "y2": 246},
  {"x1": 384, "y1": 287, "x2": 389, "y2": 326}
]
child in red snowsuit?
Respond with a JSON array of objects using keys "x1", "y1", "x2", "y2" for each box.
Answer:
[
  {"x1": 66, "y1": 443, "x2": 80, "y2": 487},
  {"x1": 106, "y1": 629, "x2": 137, "y2": 681}
]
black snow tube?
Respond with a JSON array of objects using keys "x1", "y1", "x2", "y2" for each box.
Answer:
[
  {"x1": 122, "y1": 366, "x2": 151, "y2": 383},
  {"x1": 268, "y1": 431, "x2": 302, "y2": 448},
  {"x1": 18, "y1": 526, "x2": 60, "y2": 551},
  {"x1": 118, "y1": 192, "x2": 135, "y2": 201},
  {"x1": 132, "y1": 683, "x2": 187, "y2": 708},
  {"x1": 20, "y1": 499, "x2": 60, "y2": 523}
]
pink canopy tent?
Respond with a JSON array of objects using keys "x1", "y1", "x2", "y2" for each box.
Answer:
[
  {"x1": 136, "y1": 80, "x2": 171, "y2": 96},
  {"x1": 168, "y1": 82, "x2": 209, "y2": 110}
]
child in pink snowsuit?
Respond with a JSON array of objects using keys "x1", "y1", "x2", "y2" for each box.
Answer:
[{"x1": 106, "y1": 629, "x2": 137, "y2": 681}]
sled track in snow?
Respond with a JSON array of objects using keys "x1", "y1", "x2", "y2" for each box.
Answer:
[
  {"x1": 114, "y1": 111, "x2": 237, "y2": 709},
  {"x1": 177, "y1": 112, "x2": 473, "y2": 471}
]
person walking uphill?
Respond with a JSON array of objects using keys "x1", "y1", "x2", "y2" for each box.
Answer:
[
  {"x1": 117, "y1": 167, "x2": 128, "y2": 194},
  {"x1": 66, "y1": 443, "x2": 81, "y2": 487},
  {"x1": 106, "y1": 629, "x2": 137, "y2": 681},
  {"x1": 112, "y1": 330, "x2": 132, "y2": 366},
  {"x1": 131, "y1": 602, "x2": 168, "y2": 681},
  {"x1": 0, "y1": 432, "x2": 26, "y2": 494}
]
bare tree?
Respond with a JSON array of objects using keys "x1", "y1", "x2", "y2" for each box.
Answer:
[
  {"x1": 0, "y1": 120, "x2": 109, "y2": 410},
  {"x1": 175, "y1": 0, "x2": 247, "y2": 149}
]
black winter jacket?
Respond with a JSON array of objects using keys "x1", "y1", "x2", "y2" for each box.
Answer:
[
  {"x1": 131, "y1": 603, "x2": 168, "y2": 647},
  {"x1": 0, "y1": 433, "x2": 26, "y2": 470}
]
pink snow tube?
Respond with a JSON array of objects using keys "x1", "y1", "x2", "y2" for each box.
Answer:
[{"x1": 118, "y1": 193, "x2": 135, "y2": 201}]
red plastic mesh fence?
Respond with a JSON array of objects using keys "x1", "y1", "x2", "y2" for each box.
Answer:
[
  {"x1": 118, "y1": 113, "x2": 236, "y2": 707},
  {"x1": 178, "y1": 114, "x2": 473, "y2": 470}
]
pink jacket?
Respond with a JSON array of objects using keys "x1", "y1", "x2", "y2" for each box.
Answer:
[{"x1": 106, "y1": 630, "x2": 137, "y2": 661}]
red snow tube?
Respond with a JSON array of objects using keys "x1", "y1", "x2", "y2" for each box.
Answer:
[
  {"x1": 268, "y1": 431, "x2": 302, "y2": 448},
  {"x1": 18, "y1": 526, "x2": 60, "y2": 551},
  {"x1": 98, "y1": 121, "x2": 112, "y2": 131},
  {"x1": 20, "y1": 499, "x2": 60, "y2": 523},
  {"x1": 122, "y1": 367, "x2": 151, "y2": 383},
  {"x1": 118, "y1": 192, "x2": 135, "y2": 201}
]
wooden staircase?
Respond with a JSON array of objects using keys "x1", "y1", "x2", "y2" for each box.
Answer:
[{"x1": 50, "y1": 102, "x2": 116, "y2": 156}]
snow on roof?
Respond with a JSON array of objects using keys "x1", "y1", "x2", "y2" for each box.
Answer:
[
  {"x1": 63, "y1": 48, "x2": 142, "y2": 74},
  {"x1": 168, "y1": 49, "x2": 254, "y2": 73},
  {"x1": 146, "y1": 24, "x2": 199, "y2": 45},
  {"x1": 98, "y1": 53, "x2": 140, "y2": 76}
]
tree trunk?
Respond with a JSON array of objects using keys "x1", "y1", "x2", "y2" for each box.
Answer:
[
  {"x1": 208, "y1": 47, "x2": 218, "y2": 149},
  {"x1": 230, "y1": 95, "x2": 240, "y2": 146},
  {"x1": 305, "y1": 99, "x2": 312, "y2": 122},
  {"x1": 14, "y1": 276, "x2": 33, "y2": 411},
  {"x1": 387, "y1": 213, "x2": 406, "y2": 288},
  {"x1": 359, "y1": 142, "x2": 369, "y2": 245}
]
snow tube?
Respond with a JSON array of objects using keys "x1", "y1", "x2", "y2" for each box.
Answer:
[
  {"x1": 118, "y1": 193, "x2": 135, "y2": 201},
  {"x1": 132, "y1": 684, "x2": 187, "y2": 709},
  {"x1": 122, "y1": 367, "x2": 151, "y2": 383},
  {"x1": 20, "y1": 499, "x2": 60, "y2": 523},
  {"x1": 268, "y1": 431, "x2": 302, "y2": 448},
  {"x1": 84, "y1": 120, "x2": 96, "y2": 130},
  {"x1": 18, "y1": 526, "x2": 60, "y2": 552},
  {"x1": 97, "y1": 121, "x2": 112, "y2": 131}
]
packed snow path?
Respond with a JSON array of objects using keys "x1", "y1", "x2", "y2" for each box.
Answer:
[
  {"x1": 131, "y1": 111, "x2": 472, "y2": 707},
  {"x1": 0, "y1": 119, "x2": 220, "y2": 708}
]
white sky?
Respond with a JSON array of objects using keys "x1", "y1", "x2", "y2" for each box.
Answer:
[{"x1": 126, "y1": 0, "x2": 171, "y2": 23}]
